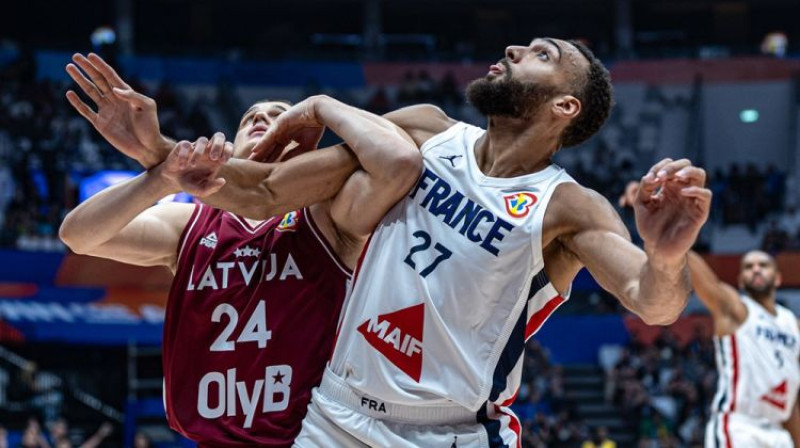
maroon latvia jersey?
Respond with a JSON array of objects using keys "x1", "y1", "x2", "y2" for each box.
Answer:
[{"x1": 164, "y1": 205, "x2": 351, "y2": 447}]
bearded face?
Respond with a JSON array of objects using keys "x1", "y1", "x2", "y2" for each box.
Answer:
[
  {"x1": 739, "y1": 251, "x2": 780, "y2": 298},
  {"x1": 465, "y1": 59, "x2": 559, "y2": 120}
]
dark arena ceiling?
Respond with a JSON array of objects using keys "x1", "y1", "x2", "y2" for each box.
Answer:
[{"x1": 6, "y1": 0, "x2": 800, "y2": 60}]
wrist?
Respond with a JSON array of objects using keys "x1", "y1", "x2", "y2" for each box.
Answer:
[
  {"x1": 644, "y1": 244, "x2": 687, "y2": 272},
  {"x1": 140, "y1": 135, "x2": 175, "y2": 169},
  {"x1": 146, "y1": 163, "x2": 181, "y2": 196}
]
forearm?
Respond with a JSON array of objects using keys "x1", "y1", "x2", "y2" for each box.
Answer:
[
  {"x1": 59, "y1": 169, "x2": 177, "y2": 254},
  {"x1": 313, "y1": 96, "x2": 418, "y2": 179},
  {"x1": 203, "y1": 145, "x2": 359, "y2": 220},
  {"x1": 632, "y1": 253, "x2": 690, "y2": 325}
]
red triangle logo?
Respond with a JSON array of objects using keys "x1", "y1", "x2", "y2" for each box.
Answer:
[
  {"x1": 760, "y1": 379, "x2": 788, "y2": 410},
  {"x1": 357, "y1": 303, "x2": 424, "y2": 382}
]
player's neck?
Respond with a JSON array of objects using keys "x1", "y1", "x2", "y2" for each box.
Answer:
[
  {"x1": 751, "y1": 292, "x2": 778, "y2": 316},
  {"x1": 476, "y1": 115, "x2": 561, "y2": 178}
]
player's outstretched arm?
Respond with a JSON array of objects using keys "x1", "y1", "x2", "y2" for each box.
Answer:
[
  {"x1": 199, "y1": 143, "x2": 360, "y2": 220},
  {"x1": 65, "y1": 53, "x2": 174, "y2": 168},
  {"x1": 687, "y1": 251, "x2": 746, "y2": 320},
  {"x1": 59, "y1": 137, "x2": 231, "y2": 270},
  {"x1": 382, "y1": 104, "x2": 458, "y2": 147},
  {"x1": 555, "y1": 159, "x2": 711, "y2": 325},
  {"x1": 213, "y1": 95, "x2": 421, "y2": 232}
]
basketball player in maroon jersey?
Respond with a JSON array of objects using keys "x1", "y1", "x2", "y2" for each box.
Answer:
[{"x1": 59, "y1": 53, "x2": 420, "y2": 446}]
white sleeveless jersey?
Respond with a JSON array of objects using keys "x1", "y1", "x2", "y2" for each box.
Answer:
[
  {"x1": 711, "y1": 295, "x2": 800, "y2": 425},
  {"x1": 329, "y1": 122, "x2": 575, "y2": 412}
]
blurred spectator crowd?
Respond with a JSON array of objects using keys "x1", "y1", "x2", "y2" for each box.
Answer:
[
  {"x1": 514, "y1": 340, "x2": 586, "y2": 447},
  {"x1": 0, "y1": 52, "x2": 215, "y2": 252},
  {"x1": 603, "y1": 328, "x2": 717, "y2": 448}
]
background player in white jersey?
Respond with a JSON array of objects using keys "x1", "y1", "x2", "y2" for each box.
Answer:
[
  {"x1": 621, "y1": 183, "x2": 800, "y2": 448},
  {"x1": 692, "y1": 250, "x2": 800, "y2": 447},
  {"x1": 208, "y1": 38, "x2": 713, "y2": 447}
]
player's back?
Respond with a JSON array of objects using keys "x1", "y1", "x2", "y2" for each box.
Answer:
[
  {"x1": 164, "y1": 205, "x2": 351, "y2": 447},
  {"x1": 710, "y1": 295, "x2": 800, "y2": 425}
]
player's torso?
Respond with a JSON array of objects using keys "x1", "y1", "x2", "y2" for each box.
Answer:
[
  {"x1": 330, "y1": 122, "x2": 573, "y2": 411},
  {"x1": 164, "y1": 205, "x2": 351, "y2": 447},
  {"x1": 712, "y1": 295, "x2": 800, "y2": 424}
]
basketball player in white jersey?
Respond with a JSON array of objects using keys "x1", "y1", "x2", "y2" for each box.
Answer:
[
  {"x1": 201, "y1": 38, "x2": 712, "y2": 447},
  {"x1": 691, "y1": 250, "x2": 800, "y2": 447},
  {"x1": 621, "y1": 183, "x2": 800, "y2": 447}
]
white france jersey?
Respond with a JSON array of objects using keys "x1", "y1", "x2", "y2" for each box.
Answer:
[
  {"x1": 329, "y1": 122, "x2": 574, "y2": 411},
  {"x1": 710, "y1": 295, "x2": 800, "y2": 425}
]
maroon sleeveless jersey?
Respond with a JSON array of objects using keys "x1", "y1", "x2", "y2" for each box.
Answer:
[{"x1": 164, "y1": 205, "x2": 351, "y2": 447}]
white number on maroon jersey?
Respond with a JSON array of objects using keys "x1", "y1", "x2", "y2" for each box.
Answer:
[
  {"x1": 209, "y1": 300, "x2": 272, "y2": 351},
  {"x1": 238, "y1": 300, "x2": 272, "y2": 348},
  {"x1": 210, "y1": 304, "x2": 238, "y2": 351}
]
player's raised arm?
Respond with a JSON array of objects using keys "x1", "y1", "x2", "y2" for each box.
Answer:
[
  {"x1": 65, "y1": 53, "x2": 174, "y2": 168},
  {"x1": 553, "y1": 159, "x2": 711, "y2": 325},
  {"x1": 59, "y1": 137, "x2": 231, "y2": 271},
  {"x1": 198, "y1": 143, "x2": 360, "y2": 220},
  {"x1": 687, "y1": 251, "x2": 746, "y2": 320},
  {"x1": 382, "y1": 104, "x2": 458, "y2": 147},
  {"x1": 221, "y1": 95, "x2": 422, "y2": 234}
]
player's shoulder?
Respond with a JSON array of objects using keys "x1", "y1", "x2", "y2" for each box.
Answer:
[
  {"x1": 547, "y1": 182, "x2": 624, "y2": 235},
  {"x1": 383, "y1": 104, "x2": 459, "y2": 147}
]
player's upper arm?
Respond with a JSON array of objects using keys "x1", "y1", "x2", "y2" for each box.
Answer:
[
  {"x1": 383, "y1": 104, "x2": 458, "y2": 147},
  {"x1": 329, "y1": 125, "x2": 421, "y2": 238},
  {"x1": 687, "y1": 251, "x2": 746, "y2": 320},
  {"x1": 548, "y1": 183, "x2": 643, "y2": 306},
  {"x1": 77, "y1": 203, "x2": 194, "y2": 272}
]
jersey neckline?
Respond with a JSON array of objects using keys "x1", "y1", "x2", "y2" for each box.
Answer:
[{"x1": 461, "y1": 123, "x2": 563, "y2": 188}]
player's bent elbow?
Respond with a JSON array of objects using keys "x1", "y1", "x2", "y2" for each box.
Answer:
[
  {"x1": 58, "y1": 219, "x2": 90, "y2": 255},
  {"x1": 388, "y1": 146, "x2": 423, "y2": 180},
  {"x1": 639, "y1": 308, "x2": 682, "y2": 326}
]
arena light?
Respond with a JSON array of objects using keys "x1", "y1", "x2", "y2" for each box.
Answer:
[{"x1": 739, "y1": 109, "x2": 759, "y2": 123}]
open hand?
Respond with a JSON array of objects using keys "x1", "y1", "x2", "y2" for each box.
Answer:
[
  {"x1": 634, "y1": 158, "x2": 711, "y2": 263},
  {"x1": 65, "y1": 53, "x2": 169, "y2": 168},
  {"x1": 160, "y1": 133, "x2": 233, "y2": 197},
  {"x1": 248, "y1": 97, "x2": 325, "y2": 162}
]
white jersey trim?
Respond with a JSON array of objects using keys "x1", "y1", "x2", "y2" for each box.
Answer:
[
  {"x1": 177, "y1": 204, "x2": 203, "y2": 264},
  {"x1": 225, "y1": 212, "x2": 274, "y2": 234},
  {"x1": 304, "y1": 207, "x2": 353, "y2": 277}
]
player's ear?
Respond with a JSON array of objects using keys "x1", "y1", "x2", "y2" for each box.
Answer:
[{"x1": 552, "y1": 95, "x2": 581, "y2": 120}]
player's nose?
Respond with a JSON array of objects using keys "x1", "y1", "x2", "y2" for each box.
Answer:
[
  {"x1": 253, "y1": 111, "x2": 273, "y2": 126},
  {"x1": 505, "y1": 45, "x2": 526, "y2": 63}
]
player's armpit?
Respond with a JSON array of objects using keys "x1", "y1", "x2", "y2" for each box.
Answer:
[
  {"x1": 382, "y1": 104, "x2": 458, "y2": 147},
  {"x1": 687, "y1": 251, "x2": 746, "y2": 321},
  {"x1": 549, "y1": 183, "x2": 689, "y2": 326},
  {"x1": 202, "y1": 144, "x2": 359, "y2": 221}
]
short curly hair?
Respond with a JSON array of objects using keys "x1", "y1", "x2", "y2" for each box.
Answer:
[{"x1": 560, "y1": 41, "x2": 614, "y2": 148}]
